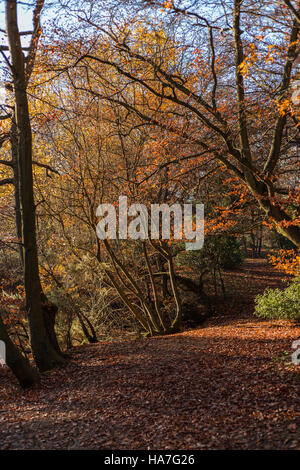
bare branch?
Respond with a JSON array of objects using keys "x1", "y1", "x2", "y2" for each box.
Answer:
[
  {"x1": 283, "y1": 0, "x2": 300, "y2": 23},
  {"x1": 32, "y1": 160, "x2": 60, "y2": 175},
  {"x1": 264, "y1": 18, "x2": 299, "y2": 175},
  {"x1": 25, "y1": 0, "x2": 45, "y2": 83},
  {"x1": 0, "y1": 178, "x2": 13, "y2": 186}
]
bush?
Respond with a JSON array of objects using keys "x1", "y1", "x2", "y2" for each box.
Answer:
[
  {"x1": 44, "y1": 255, "x2": 138, "y2": 347},
  {"x1": 176, "y1": 235, "x2": 244, "y2": 273},
  {"x1": 254, "y1": 275, "x2": 300, "y2": 321},
  {"x1": 217, "y1": 236, "x2": 244, "y2": 269}
]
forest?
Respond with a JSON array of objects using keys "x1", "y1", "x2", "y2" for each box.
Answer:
[{"x1": 0, "y1": 0, "x2": 299, "y2": 452}]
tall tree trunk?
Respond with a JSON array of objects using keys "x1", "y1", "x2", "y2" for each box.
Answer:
[
  {"x1": 0, "y1": 315, "x2": 37, "y2": 388},
  {"x1": 5, "y1": 0, "x2": 64, "y2": 371},
  {"x1": 11, "y1": 117, "x2": 23, "y2": 266}
]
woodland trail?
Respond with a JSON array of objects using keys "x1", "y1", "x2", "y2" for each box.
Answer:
[{"x1": 0, "y1": 259, "x2": 299, "y2": 450}]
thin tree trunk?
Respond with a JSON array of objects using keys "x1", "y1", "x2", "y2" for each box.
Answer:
[{"x1": 11, "y1": 117, "x2": 23, "y2": 266}]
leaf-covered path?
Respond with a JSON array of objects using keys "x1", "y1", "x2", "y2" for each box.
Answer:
[{"x1": 0, "y1": 260, "x2": 299, "y2": 450}]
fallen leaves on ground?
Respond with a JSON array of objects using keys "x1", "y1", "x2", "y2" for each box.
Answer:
[{"x1": 0, "y1": 260, "x2": 299, "y2": 450}]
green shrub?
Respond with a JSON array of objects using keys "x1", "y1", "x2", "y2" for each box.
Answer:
[
  {"x1": 217, "y1": 236, "x2": 244, "y2": 269},
  {"x1": 176, "y1": 235, "x2": 244, "y2": 273},
  {"x1": 254, "y1": 275, "x2": 300, "y2": 321}
]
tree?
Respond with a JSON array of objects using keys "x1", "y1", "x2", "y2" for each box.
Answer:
[
  {"x1": 55, "y1": 0, "x2": 300, "y2": 247},
  {"x1": 27, "y1": 82, "x2": 185, "y2": 336},
  {"x1": 3, "y1": 0, "x2": 65, "y2": 370}
]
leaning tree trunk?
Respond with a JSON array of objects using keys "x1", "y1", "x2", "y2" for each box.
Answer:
[
  {"x1": 5, "y1": 0, "x2": 65, "y2": 371},
  {"x1": 0, "y1": 315, "x2": 37, "y2": 388}
]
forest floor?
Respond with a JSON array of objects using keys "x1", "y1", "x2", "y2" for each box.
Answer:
[{"x1": 0, "y1": 259, "x2": 299, "y2": 450}]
